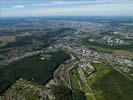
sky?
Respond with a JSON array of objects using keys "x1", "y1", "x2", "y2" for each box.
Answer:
[{"x1": 0, "y1": 0, "x2": 133, "y2": 17}]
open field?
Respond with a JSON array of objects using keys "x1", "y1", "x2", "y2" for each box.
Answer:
[
  {"x1": 88, "y1": 64, "x2": 133, "y2": 100},
  {"x1": 81, "y1": 39, "x2": 133, "y2": 54},
  {"x1": 0, "y1": 50, "x2": 70, "y2": 94},
  {"x1": 113, "y1": 50, "x2": 133, "y2": 57},
  {"x1": 84, "y1": 45, "x2": 112, "y2": 53},
  {"x1": 81, "y1": 40, "x2": 113, "y2": 53},
  {"x1": 70, "y1": 68, "x2": 86, "y2": 100},
  {"x1": 70, "y1": 68, "x2": 95, "y2": 100},
  {"x1": 0, "y1": 36, "x2": 16, "y2": 43},
  {"x1": 70, "y1": 68, "x2": 80, "y2": 90},
  {"x1": 82, "y1": 81, "x2": 95, "y2": 100}
]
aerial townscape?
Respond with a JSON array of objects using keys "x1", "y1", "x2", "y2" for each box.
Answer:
[{"x1": 0, "y1": 0, "x2": 133, "y2": 100}]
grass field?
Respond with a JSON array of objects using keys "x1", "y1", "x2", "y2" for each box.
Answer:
[
  {"x1": 70, "y1": 68, "x2": 86, "y2": 100},
  {"x1": 83, "y1": 41, "x2": 133, "y2": 58},
  {"x1": 80, "y1": 39, "x2": 112, "y2": 53},
  {"x1": 88, "y1": 64, "x2": 133, "y2": 100},
  {"x1": 81, "y1": 39, "x2": 133, "y2": 54},
  {"x1": 84, "y1": 45, "x2": 112, "y2": 53},
  {"x1": 82, "y1": 81, "x2": 96, "y2": 100},
  {"x1": 70, "y1": 68, "x2": 95, "y2": 100},
  {"x1": 0, "y1": 36, "x2": 16, "y2": 43},
  {"x1": 70, "y1": 68, "x2": 80, "y2": 90},
  {"x1": 0, "y1": 50, "x2": 70, "y2": 94},
  {"x1": 82, "y1": 81, "x2": 91, "y2": 93},
  {"x1": 113, "y1": 50, "x2": 133, "y2": 57}
]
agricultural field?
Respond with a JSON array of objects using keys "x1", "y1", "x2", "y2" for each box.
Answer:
[
  {"x1": 0, "y1": 36, "x2": 16, "y2": 43},
  {"x1": 113, "y1": 50, "x2": 133, "y2": 58},
  {"x1": 0, "y1": 50, "x2": 70, "y2": 94},
  {"x1": 81, "y1": 36, "x2": 133, "y2": 54},
  {"x1": 81, "y1": 40, "x2": 112, "y2": 53}
]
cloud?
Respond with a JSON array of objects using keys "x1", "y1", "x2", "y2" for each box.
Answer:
[{"x1": 12, "y1": 5, "x2": 25, "y2": 8}]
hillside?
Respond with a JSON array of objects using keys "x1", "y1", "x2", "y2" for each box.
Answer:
[
  {"x1": 88, "y1": 64, "x2": 133, "y2": 100},
  {"x1": 0, "y1": 50, "x2": 70, "y2": 94}
]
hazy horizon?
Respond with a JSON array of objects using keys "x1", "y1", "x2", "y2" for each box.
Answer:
[{"x1": 1, "y1": 0, "x2": 133, "y2": 17}]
